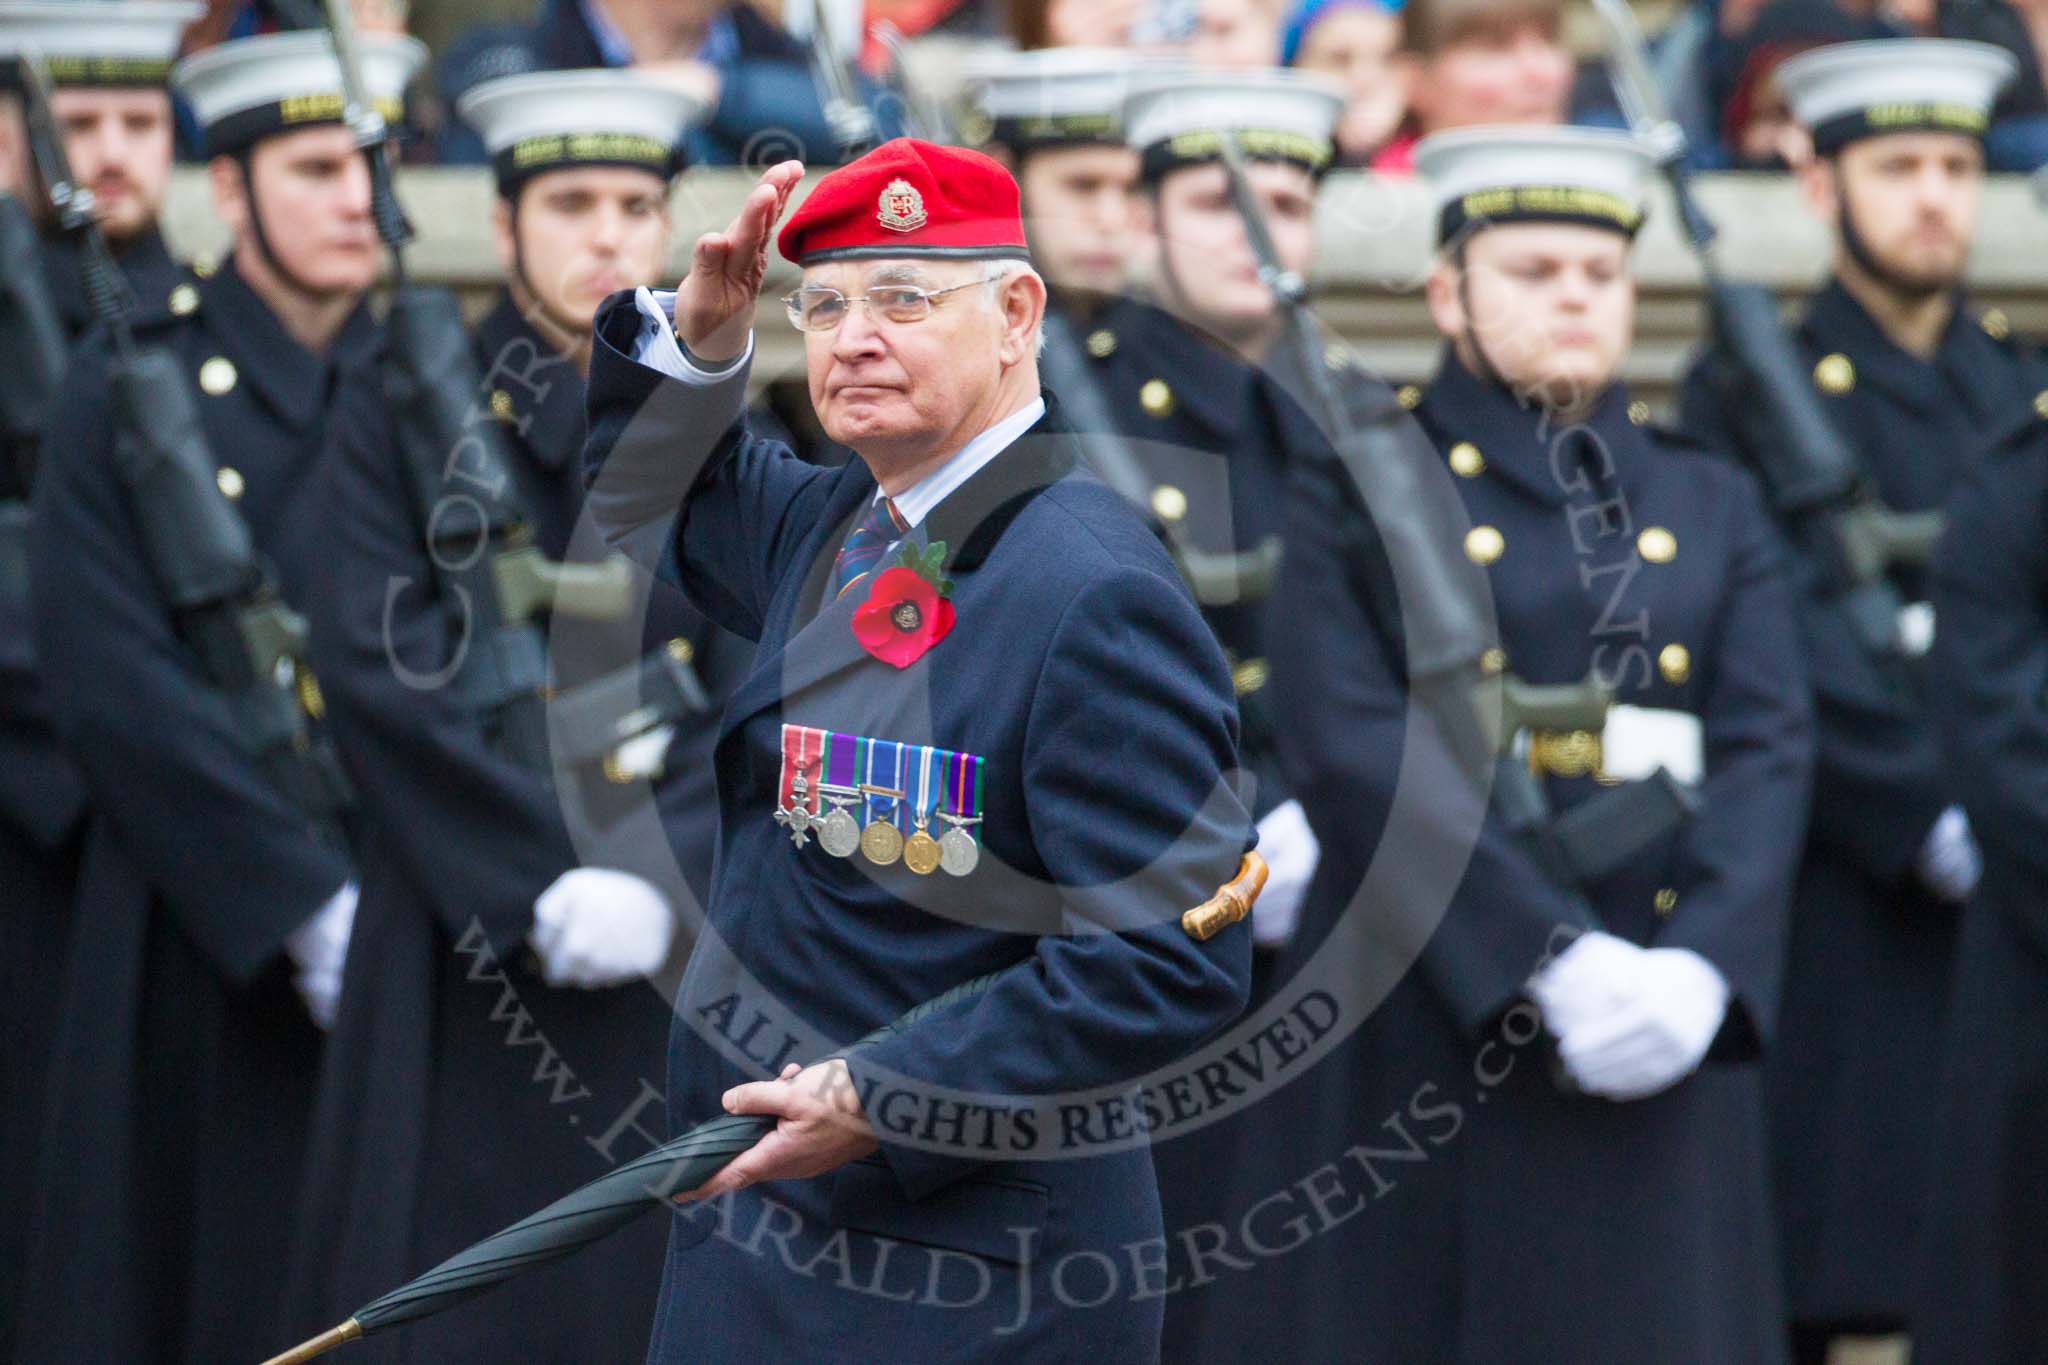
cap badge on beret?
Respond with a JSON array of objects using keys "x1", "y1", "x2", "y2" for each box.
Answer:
[{"x1": 878, "y1": 179, "x2": 928, "y2": 233}]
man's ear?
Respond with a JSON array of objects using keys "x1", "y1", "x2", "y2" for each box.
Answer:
[
  {"x1": 490, "y1": 194, "x2": 516, "y2": 274},
  {"x1": 207, "y1": 153, "x2": 247, "y2": 239},
  {"x1": 1131, "y1": 185, "x2": 1159, "y2": 239},
  {"x1": 999, "y1": 267, "x2": 1048, "y2": 367},
  {"x1": 1424, "y1": 256, "x2": 1464, "y2": 340},
  {"x1": 1796, "y1": 151, "x2": 1838, "y2": 223}
]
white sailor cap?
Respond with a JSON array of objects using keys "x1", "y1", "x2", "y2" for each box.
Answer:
[
  {"x1": 457, "y1": 69, "x2": 704, "y2": 195},
  {"x1": 1776, "y1": 38, "x2": 2016, "y2": 154},
  {"x1": 0, "y1": 1, "x2": 198, "y2": 89},
  {"x1": 1414, "y1": 124, "x2": 1656, "y2": 247},
  {"x1": 174, "y1": 29, "x2": 425, "y2": 157},
  {"x1": 959, "y1": 47, "x2": 1154, "y2": 152},
  {"x1": 1121, "y1": 67, "x2": 1345, "y2": 182}
]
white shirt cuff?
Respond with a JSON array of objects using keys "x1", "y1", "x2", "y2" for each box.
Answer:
[{"x1": 630, "y1": 287, "x2": 754, "y2": 383}]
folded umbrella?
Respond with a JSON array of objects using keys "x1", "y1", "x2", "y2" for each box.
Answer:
[{"x1": 259, "y1": 970, "x2": 1001, "y2": 1365}]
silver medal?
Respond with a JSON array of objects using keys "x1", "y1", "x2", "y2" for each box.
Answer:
[
  {"x1": 819, "y1": 804, "x2": 861, "y2": 858},
  {"x1": 939, "y1": 825, "x2": 979, "y2": 876}
]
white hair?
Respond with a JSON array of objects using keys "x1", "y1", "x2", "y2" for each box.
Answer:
[{"x1": 980, "y1": 258, "x2": 1048, "y2": 356}]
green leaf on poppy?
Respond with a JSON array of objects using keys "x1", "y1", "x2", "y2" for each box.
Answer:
[{"x1": 890, "y1": 540, "x2": 953, "y2": 596}]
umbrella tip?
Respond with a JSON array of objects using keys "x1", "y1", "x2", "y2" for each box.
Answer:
[{"x1": 257, "y1": 1317, "x2": 363, "y2": 1365}]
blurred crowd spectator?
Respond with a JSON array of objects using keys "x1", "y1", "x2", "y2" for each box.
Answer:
[{"x1": 137, "y1": 0, "x2": 2048, "y2": 173}]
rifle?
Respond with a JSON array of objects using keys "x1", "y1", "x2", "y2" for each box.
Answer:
[
  {"x1": 1039, "y1": 308, "x2": 1283, "y2": 606},
  {"x1": 1590, "y1": 0, "x2": 1941, "y2": 660},
  {"x1": 1214, "y1": 133, "x2": 1695, "y2": 904},
  {"x1": 16, "y1": 52, "x2": 350, "y2": 836},
  {"x1": 805, "y1": 0, "x2": 879, "y2": 160},
  {"x1": 320, "y1": 0, "x2": 705, "y2": 777},
  {"x1": 0, "y1": 193, "x2": 66, "y2": 498}
]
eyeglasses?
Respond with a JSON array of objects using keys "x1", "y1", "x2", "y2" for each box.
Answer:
[{"x1": 782, "y1": 280, "x2": 984, "y2": 333}]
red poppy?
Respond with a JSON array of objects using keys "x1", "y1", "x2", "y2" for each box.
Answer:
[{"x1": 853, "y1": 565, "x2": 955, "y2": 668}]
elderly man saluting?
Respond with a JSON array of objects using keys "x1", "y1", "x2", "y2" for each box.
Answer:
[{"x1": 583, "y1": 140, "x2": 1257, "y2": 1359}]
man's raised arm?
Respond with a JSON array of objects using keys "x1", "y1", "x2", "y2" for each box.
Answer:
[{"x1": 581, "y1": 160, "x2": 818, "y2": 638}]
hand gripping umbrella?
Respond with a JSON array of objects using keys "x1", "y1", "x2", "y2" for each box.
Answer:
[
  {"x1": 258, "y1": 970, "x2": 1002, "y2": 1365},
  {"x1": 259, "y1": 856, "x2": 1267, "y2": 1363}
]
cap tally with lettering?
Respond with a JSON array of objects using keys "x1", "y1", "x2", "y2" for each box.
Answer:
[
  {"x1": 1414, "y1": 124, "x2": 1656, "y2": 247},
  {"x1": 960, "y1": 47, "x2": 1164, "y2": 153},
  {"x1": 0, "y1": 1, "x2": 199, "y2": 90},
  {"x1": 457, "y1": 68, "x2": 704, "y2": 196},
  {"x1": 1776, "y1": 38, "x2": 2016, "y2": 154},
  {"x1": 174, "y1": 29, "x2": 426, "y2": 158},
  {"x1": 1121, "y1": 67, "x2": 1346, "y2": 183}
]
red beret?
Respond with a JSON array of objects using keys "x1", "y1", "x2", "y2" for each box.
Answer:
[{"x1": 777, "y1": 138, "x2": 1031, "y2": 267}]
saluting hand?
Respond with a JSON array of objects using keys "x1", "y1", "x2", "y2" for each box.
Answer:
[
  {"x1": 676, "y1": 1058, "x2": 878, "y2": 1202},
  {"x1": 675, "y1": 159, "x2": 806, "y2": 364}
]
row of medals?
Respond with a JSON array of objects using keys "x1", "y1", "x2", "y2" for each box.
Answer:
[{"x1": 778, "y1": 768, "x2": 980, "y2": 876}]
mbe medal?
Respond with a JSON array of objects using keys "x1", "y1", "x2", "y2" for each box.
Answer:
[{"x1": 774, "y1": 726, "x2": 825, "y2": 848}]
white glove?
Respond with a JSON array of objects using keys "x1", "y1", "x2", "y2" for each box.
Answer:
[
  {"x1": 285, "y1": 880, "x2": 357, "y2": 1030},
  {"x1": 529, "y1": 867, "x2": 675, "y2": 988},
  {"x1": 1251, "y1": 800, "x2": 1320, "y2": 948},
  {"x1": 1916, "y1": 805, "x2": 1981, "y2": 904},
  {"x1": 1542, "y1": 945, "x2": 1731, "y2": 1102},
  {"x1": 1527, "y1": 931, "x2": 1645, "y2": 1039},
  {"x1": 606, "y1": 724, "x2": 676, "y2": 782}
]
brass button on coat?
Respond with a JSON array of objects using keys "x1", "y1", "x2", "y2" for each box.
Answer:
[
  {"x1": 1448, "y1": 442, "x2": 1485, "y2": 478},
  {"x1": 1658, "y1": 643, "x2": 1692, "y2": 685},
  {"x1": 1150, "y1": 484, "x2": 1189, "y2": 522},
  {"x1": 168, "y1": 283, "x2": 199, "y2": 316},
  {"x1": 1085, "y1": 329, "x2": 1117, "y2": 358},
  {"x1": 1140, "y1": 379, "x2": 1174, "y2": 417},
  {"x1": 1814, "y1": 353, "x2": 1855, "y2": 395},
  {"x1": 1638, "y1": 526, "x2": 1677, "y2": 563},
  {"x1": 198, "y1": 355, "x2": 237, "y2": 395},
  {"x1": 1464, "y1": 525, "x2": 1504, "y2": 565},
  {"x1": 215, "y1": 466, "x2": 245, "y2": 500}
]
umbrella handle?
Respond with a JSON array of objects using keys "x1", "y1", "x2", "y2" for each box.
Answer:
[{"x1": 258, "y1": 1317, "x2": 362, "y2": 1365}]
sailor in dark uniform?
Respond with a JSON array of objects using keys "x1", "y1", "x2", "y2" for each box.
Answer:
[
  {"x1": 281, "y1": 70, "x2": 741, "y2": 1365},
  {"x1": 1675, "y1": 39, "x2": 2048, "y2": 1359},
  {"x1": 18, "y1": 30, "x2": 420, "y2": 1364},
  {"x1": 1064, "y1": 69, "x2": 1375, "y2": 1361},
  {"x1": 4, "y1": 0, "x2": 193, "y2": 336},
  {"x1": 1097, "y1": 69, "x2": 1352, "y2": 962},
  {"x1": 0, "y1": 4, "x2": 193, "y2": 1348},
  {"x1": 959, "y1": 47, "x2": 1148, "y2": 312},
  {"x1": 1204, "y1": 126, "x2": 1813, "y2": 1365},
  {"x1": 1916, "y1": 379, "x2": 2048, "y2": 1365}
]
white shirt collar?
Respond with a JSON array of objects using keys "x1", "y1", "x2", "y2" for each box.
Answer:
[{"x1": 882, "y1": 396, "x2": 1047, "y2": 529}]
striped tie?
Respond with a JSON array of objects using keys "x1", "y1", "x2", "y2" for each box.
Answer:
[{"x1": 829, "y1": 496, "x2": 908, "y2": 600}]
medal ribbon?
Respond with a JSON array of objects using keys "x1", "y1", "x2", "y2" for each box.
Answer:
[
  {"x1": 823, "y1": 729, "x2": 858, "y2": 793},
  {"x1": 864, "y1": 738, "x2": 906, "y2": 831},
  {"x1": 947, "y1": 748, "x2": 983, "y2": 845},
  {"x1": 912, "y1": 745, "x2": 936, "y2": 830},
  {"x1": 778, "y1": 725, "x2": 824, "y2": 811}
]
